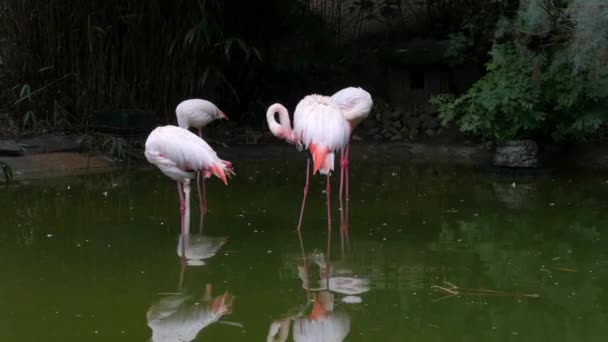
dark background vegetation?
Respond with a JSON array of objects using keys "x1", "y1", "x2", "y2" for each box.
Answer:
[{"x1": 0, "y1": 0, "x2": 518, "y2": 137}]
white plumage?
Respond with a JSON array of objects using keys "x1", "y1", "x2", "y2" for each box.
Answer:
[
  {"x1": 293, "y1": 95, "x2": 350, "y2": 175},
  {"x1": 330, "y1": 87, "x2": 373, "y2": 127},
  {"x1": 144, "y1": 125, "x2": 233, "y2": 235},
  {"x1": 176, "y1": 99, "x2": 228, "y2": 131},
  {"x1": 145, "y1": 125, "x2": 232, "y2": 184}
]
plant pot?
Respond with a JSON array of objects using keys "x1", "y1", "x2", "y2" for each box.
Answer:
[{"x1": 493, "y1": 139, "x2": 539, "y2": 168}]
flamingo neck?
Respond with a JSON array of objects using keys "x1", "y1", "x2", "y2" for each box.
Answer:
[{"x1": 266, "y1": 103, "x2": 295, "y2": 141}]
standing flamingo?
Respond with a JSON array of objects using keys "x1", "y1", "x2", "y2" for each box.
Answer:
[
  {"x1": 330, "y1": 87, "x2": 373, "y2": 234},
  {"x1": 176, "y1": 99, "x2": 229, "y2": 216},
  {"x1": 267, "y1": 95, "x2": 350, "y2": 259},
  {"x1": 145, "y1": 125, "x2": 233, "y2": 236}
]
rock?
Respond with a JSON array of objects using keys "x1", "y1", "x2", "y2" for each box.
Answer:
[
  {"x1": 493, "y1": 140, "x2": 539, "y2": 168},
  {"x1": 373, "y1": 134, "x2": 383, "y2": 141},
  {"x1": 392, "y1": 120, "x2": 402, "y2": 129},
  {"x1": 409, "y1": 128, "x2": 419, "y2": 138},
  {"x1": 406, "y1": 117, "x2": 420, "y2": 129},
  {"x1": 19, "y1": 134, "x2": 81, "y2": 154},
  {"x1": 0, "y1": 140, "x2": 24, "y2": 156},
  {"x1": 390, "y1": 110, "x2": 402, "y2": 119},
  {"x1": 400, "y1": 126, "x2": 409, "y2": 133},
  {"x1": 428, "y1": 118, "x2": 441, "y2": 130},
  {"x1": 425, "y1": 129, "x2": 435, "y2": 136},
  {"x1": 368, "y1": 128, "x2": 380, "y2": 136},
  {"x1": 391, "y1": 134, "x2": 403, "y2": 141}
]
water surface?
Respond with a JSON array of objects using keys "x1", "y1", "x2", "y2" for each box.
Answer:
[{"x1": 1, "y1": 160, "x2": 607, "y2": 341}]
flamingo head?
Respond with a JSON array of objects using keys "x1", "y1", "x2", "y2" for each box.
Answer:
[{"x1": 217, "y1": 109, "x2": 229, "y2": 120}]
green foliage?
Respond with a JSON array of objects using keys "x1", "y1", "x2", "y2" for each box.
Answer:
[
  {"x1": 432, "y1": 0, "x2": 608, "y2": 141},
  {"x1": 432, "y1": 44, "x2": 545, "y2": 141}
]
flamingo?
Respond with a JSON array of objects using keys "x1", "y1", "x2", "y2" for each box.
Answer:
[
  {"x1": 144, "y1": 125, "x2": 233, "y2": 236},
  {"x1": 176, "y1": 99, "x2": 229, "y2": 216},
  {"x1": 329, "y1": 87, "x2": 373, "y2": 234},
  {"x1": 267, "y1": 95, "x2": 349, "y2": 256}
]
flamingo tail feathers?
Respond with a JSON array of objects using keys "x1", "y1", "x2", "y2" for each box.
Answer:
[{"x1": 309, "y1": 143, "x2": 333, "y2": 175}]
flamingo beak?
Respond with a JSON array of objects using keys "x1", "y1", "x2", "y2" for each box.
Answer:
[{"x1": 219, "y1": 111, "x2": 229, "y2": 120}]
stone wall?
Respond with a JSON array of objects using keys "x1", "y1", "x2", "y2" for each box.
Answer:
[{"x1": 358, "y1": 104, "x2": 443, "y2": 142}]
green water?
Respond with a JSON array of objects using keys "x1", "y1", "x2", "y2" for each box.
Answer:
[{"x1": 1, "y1": 160, "x2": 607, "y2": 341}]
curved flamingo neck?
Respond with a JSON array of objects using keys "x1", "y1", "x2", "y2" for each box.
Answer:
[{"x1": 266, "y1": 103, "x2": 295, "y2": 142}]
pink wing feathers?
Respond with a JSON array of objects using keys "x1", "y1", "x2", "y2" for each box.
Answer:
[
  {"x1": 144, "y1": 125, "x2": 233, "y2": 184},
  {"x1": 293, "y1": 95, "x2": 350, "y2": 175}
]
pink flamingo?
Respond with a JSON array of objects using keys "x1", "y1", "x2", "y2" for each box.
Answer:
[
  {"x1": 176, "y1": 99, "x2": 229, "y2": 216},
  {"x1": 329, "y1": 87, "x2": 373, "y2": 234},
  {"x1": 144, "y1": 125, "x2": 233, "y2": 236},
  {"x1": 267, "y1": 95, "x2": 350, "y2": 258},
  {"x1": 266, "y1": 88, "x2": 372, "y2": 235}
]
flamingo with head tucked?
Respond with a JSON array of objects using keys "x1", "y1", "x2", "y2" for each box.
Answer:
[
  {"x1": 176, "y1": 99, "x2": 229, "y2": 216},
  {"x1": 267, "y1": 95, "x2": 350, "y2": 257},
  {"x1": 330, "y1": 87, "x2": 373, "y2": 234},
  {"x1": 144, "y1": 125, "x2": 233, "y2": 235},
  {"x1": 266, "y1": 88, "x2": 372, "y2": 237}
]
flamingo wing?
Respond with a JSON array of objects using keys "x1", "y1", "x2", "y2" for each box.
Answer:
[
  {"x1": 145, "y1": 125, "x2": 233, "y2": 184},
  {"x1": 293, "y1": 95, "x2": 350, "y2": 174}
]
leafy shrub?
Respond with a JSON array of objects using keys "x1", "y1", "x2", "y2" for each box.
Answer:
[{"x1": 432, "y1": 0, "x2": 608, "y2": 142}]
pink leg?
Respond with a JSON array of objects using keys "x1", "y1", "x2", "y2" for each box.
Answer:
[
  {"x1": 325, "y1": 174, "x2": 332, "y2": 275},
  {"x1": 177, "y1": 182, "x2": 186, "y2": 236},
  {"x1": 196, "y1": 128, "x2": 208, "y2": 216},
  {"x1": 345, "y1": 143, "x2": 350, "y2": 229},
  {"x1": 296, "y1": 158, "x2": 311, "y2": 232},
  {"x1": 197, "y1": 172, "x2": 208, "y2": 215},
  {"x1": 339, "y1": 149, "x2": 345, "y2": 227},
  {"x1": 338, "y1": 148, "x2": 346, "y2": 254}
]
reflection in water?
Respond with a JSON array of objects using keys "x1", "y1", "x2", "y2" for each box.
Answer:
[
  {"x1": 268, "y1": 229, "x2": 370, "y2": 342},
  {"x1": 177, "y1": 234, "x2": 228, "y2": 266},
  {"x1": 147, "y1": 284, "x2": 233, "y2": 342},
  {"x1": 148, "y1": 215, "x2": 232, "y2": 342}
]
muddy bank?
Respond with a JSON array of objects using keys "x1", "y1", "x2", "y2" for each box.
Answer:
[{"x1": 4, "y1": 140, "x2": 608, "y2": 181}]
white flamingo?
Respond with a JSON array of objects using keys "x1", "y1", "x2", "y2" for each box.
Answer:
[
  {"x1": 329, "y1": 87, "x2": 373, "y2": 233},
  {"x1": 266, "y1": 88, "x2": 372, "y2": 237},
  {"x1": 176, "y1": 99, "x2": 229, "y2": 216},
  {"x1": 144, "y1": 125, "x2": 233, "y2": 235},
  {"x1": 267, "y1": 95, "x2": 349, "y2": 261}
]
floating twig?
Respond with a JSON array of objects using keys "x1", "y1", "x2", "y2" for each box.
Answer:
[{"x1": 432, "y1": 281, "x2": 540, "y2": 301}]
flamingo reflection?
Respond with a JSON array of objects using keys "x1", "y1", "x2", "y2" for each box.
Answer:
[
  {"x1": 268, "y1": 250, "x2": 369, "y2": 342},
  {"x1": 147, "y1": 283, "x2": 233, "y2": 342},
  {"x1": 147, "y1": 217, "x2": 233, "y2": 341},
  {"x1": 177, "y1": 233, "x2": 228, "y2": 266}
]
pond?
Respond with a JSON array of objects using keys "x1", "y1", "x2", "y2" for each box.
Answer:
[{"x1": 1, "y1": 159, "x2": 607, "y2": 341}]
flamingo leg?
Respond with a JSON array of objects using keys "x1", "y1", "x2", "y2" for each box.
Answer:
[
  {"x1": 177, "y1": 182, "x2": 186, "y2": 236},
  {"x1": 338, "y1": 148, "x2": 346, "y2": 255},
  {"x1": 196, "y1": 128, "x2": 208, "y2": 216},
  {"x1": 325, "y1": 173, "x2": 332, "y2": 277},
  {"x1": 345, "y1": 143, "x2": 350, "y2": 228},
  {"x1": 296, "y1": 158, "x2": 311, "y2": 232},
  {"x1": 338, "y1": 148, "x2": 345, "y2": 226},
  {"x1": 183, "y1": 179, "x2": 191, "y2": 235},
  {"x1": 197, "y1": 172, "x2": 208, "y2": 216}
]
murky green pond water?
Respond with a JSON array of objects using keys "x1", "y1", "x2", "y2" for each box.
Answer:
[{"x1": 1, "y1": 160, "x2": 607, "y2": 341}]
